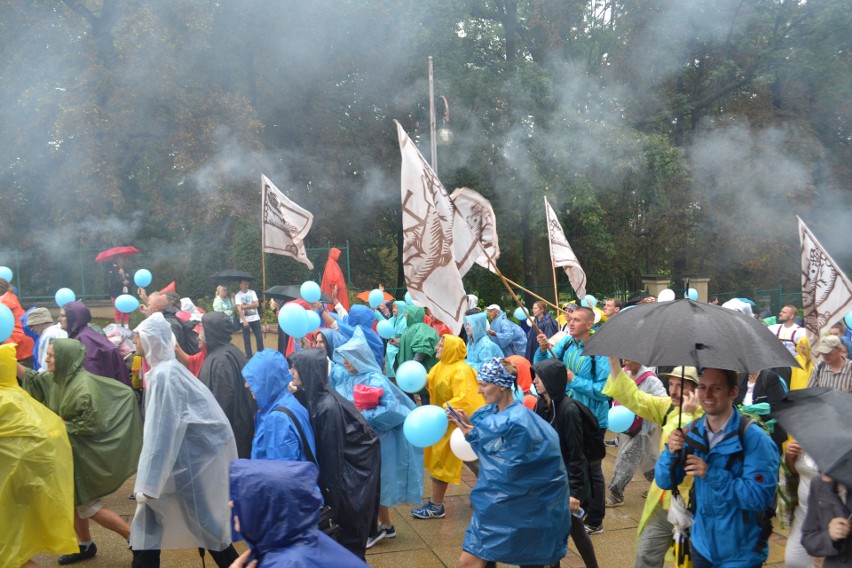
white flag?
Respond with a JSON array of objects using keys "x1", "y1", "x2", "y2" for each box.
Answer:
[
  {"x1": 798, "y1": 216, "x2": 852, "y2": 339},
  {"x1": 261, "y1": 175, "x2": 314, "y2": 270},
  {"x1": 450, "y1": 187, "x2": 500, "y2": 275},
  {"x1": 396, "y1": 121, "x2": 467, "y2": 334},
  {"x1": 544, "y1": 196, "x2": 587, "y2": 298}
]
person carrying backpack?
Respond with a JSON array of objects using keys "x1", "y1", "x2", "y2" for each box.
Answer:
[
  {"x1": 656, "y1": 367, "x2": 779, "y2": 568},
  {"x1": 533, "y1": 358, "x2": 600, "y2": 568}
]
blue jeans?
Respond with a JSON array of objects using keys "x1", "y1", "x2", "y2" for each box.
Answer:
[{"x1": 242, "y1": 320, "x2": 263, "y2": 356}]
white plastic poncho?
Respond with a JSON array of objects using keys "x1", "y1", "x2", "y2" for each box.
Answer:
[{"x1": 130, "y1": 313, "x2": 237, "y2": 551}]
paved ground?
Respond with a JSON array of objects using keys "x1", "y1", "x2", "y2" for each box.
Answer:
[{"x1": 33, "y1": 330, "x2": 793, "y2": 567}]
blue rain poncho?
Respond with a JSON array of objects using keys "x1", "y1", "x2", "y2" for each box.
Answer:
[
  {"x1": 465, "y1": 311, "x2": 504, "y2": 373},
  {"x1": 383, "y1": 302, "x2": 408, "y2": 378},
  {"x1": 487, "y1": 309, "x2": 526, "y2": 357},
  {"x1": 333, "y1": 328, "x2": 424, "y2": 506},
  {"x1": 318, "y1": 328, "x2": 350, "y2": 391},
  {"x1": 229, "y1": 459, "x2": 369, "y2": 568},
  {"x1": 463, "y1": 401, "x2": 572, "y2": 566},
  {"x1": 243, "y1": 349, "x2": 316, "y2": 462},
  {"x1": 339, "y1": 305, "x2": 384, "y2": 369}
]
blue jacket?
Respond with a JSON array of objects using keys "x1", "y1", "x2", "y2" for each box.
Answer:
[
  {"x1": 464, "y1": 401, "x2": 571, "y2": 565},
  {"x1": 242, "y1": 349, "x2": 316, "y2": 462},
  {"x1": 524, "y1": 312, "x2": 559, "y2": 362},
  {"x1": 655, "y1": 408, "x2": 780, "y2": 567},
  {"x1": 333, "y1": 328, "x2": 424, "y2": 506},
  {"x1": 487, "y1": 310, "x2": 526, "y2": 357},
  {"x1": 533, "y1": 336, "x2": 611, "y2": 429},
  {"x1": 229, "y1": 459, "x2": 369, "y2": 568},
  {"x1": 465, "y1": 312, "x2": 505, "y2": 373}
]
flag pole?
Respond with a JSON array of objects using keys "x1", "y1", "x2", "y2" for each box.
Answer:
[
  {"x1": 551, "y1": 266, "x2": 560, "y2": 311},
  {"x1": 498, "y1": 275, "x2": 560, "y2": 311},
  {"x1": 545, "y1": 195, "x2": 560, "y2": 310}
]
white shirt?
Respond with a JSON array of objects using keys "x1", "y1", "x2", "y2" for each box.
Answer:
[
  {"x1": 768, "y1": 323, "x2": 802, "y2": 357},
  {"x1": 234, "y1": 290, "x2": 260, "y2": 322}
]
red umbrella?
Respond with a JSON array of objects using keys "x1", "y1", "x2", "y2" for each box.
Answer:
[
  {"x1": 95, "y1": 246, "x2": 140, "y2": 263},
  {"x1": 355, "y1": 290, "x2": 395, "y2": 303}
]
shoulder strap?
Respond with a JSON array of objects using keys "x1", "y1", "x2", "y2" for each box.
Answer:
[
  {"x1": 273, "y1": 406, "x2": 317, "y2": 465},
  {"x1": 634, "y1": 370, "x2": 655, "y2": 386}
]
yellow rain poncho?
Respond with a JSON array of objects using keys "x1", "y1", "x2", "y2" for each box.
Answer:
[
  {"x1": 0, "y1": 344, "x2": 77, "y2": 565},
  {"x1": 425, "y1": 335, "x2": 485, "y2": 484},
  {"x1": 790, "y1": 335, "x2": 814, "y2": 391}
]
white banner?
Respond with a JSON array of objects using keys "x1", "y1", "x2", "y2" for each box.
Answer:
[
  {"x1": 798, "y1": 216, "x2": 852, "y2": 339},
  {"x1": 396, "y1": 121, "x2": 467, "y2": 334},
  {"x1": 449, "y1": 187, "x2": 500, "y2": 275},
  {"x1": 261, "y1": 175, "x2": 314, "y2": 270},
  {"x1": 544, "y1": 196, "x2": 587, "y2": 299}
]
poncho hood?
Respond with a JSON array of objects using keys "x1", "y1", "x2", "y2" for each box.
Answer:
[
  {"x1": 506, "y1": 355, "x2": 533, "y2": 393},
  {"x1": 346, "y1": 305, "x2": 375, "y2": 329},
  {"x1": 51, "y1": 338, "x2": 87, "y2": 386},
  {"x1": 0, "y1": 343, "x2": 17, "y2": 387},
  {"x1": 465, "y1": 311, "x2": 489, "y2": 342},
  {"x1": 63, "y1": 301, "x2": 92, "y2": 337},
  {"x1": 533, "y1": 358, "x2": 568, "y2": 403},
  {"x1": 202, "y1": 311, "x2": 233, "y2": 351},
  {"x1": 134, "y1": 313, "x2": 176, "y2": 367},
  {"x1": 406, "y1": 306, "x2": 426, "y2": 326},
  {"x1": 334, "y1": 327, "x2": 381, "y2": 375},
  {"x1": 440, "y1": 334, "x2": 467, "y2": 364},
  {"x1": 242, "y1": 349, "x2": 292, "y2": 411},
  {"x1": 328, "y1": 247, "x2": 341, "y2": 262},
  {"x1": 318, "y1": 328, "x2": 346, "y2": 359},
  {"x1": 230, "y1": 459, "x2": 322, "y2": 554},
  {"x1": 289, "y1": 348, "x2": 331, "y2": 409}
]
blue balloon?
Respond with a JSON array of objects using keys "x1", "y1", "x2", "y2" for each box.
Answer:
[
  {"x1": 300, "y1": 281, "x2": 322, "y2": 303},
  {"x1": 54, "y1": 288, "x2": 76, "y2": 307},
  {"x1": 513, "y1": 307, "x2": 527, "y2": 322},
  {"x1": 396, "y1": 360, "x2": 427, "y2": 393},
  {"x1": 404, "y1": 291, "x2": 414, "y2": 305},
  {"x1": 376, "y1": 319, "x2": 395, "y2": 340},
  {"x1": 0, "y1": 304, "x2": 14, "y2": 343},
  {"x1": 0, "y1": 266, "x2": 12, "y2": 282},
  {"x1": 305, "y1": 309, "x2": 322, "y2": 333},
  {"x1": 583, "y1": 295, "x2": 598, "y2": 308},
  {"x1": 134, "y1": 269, "x2": 153, "y2": 288},
  {"x1": 115, "y1": 294, "x2": 140, "y2": 313},
  {"x1": 845, "y1": 311, "x2": 852, "y2": 329},
  {"x1": 608, "y1": 405, "x2": 636, "y2": 434},
  {"x1": 403, "y1": 405, "x2": 449, "y2": 448},
  {"x1": 368, "y1": 289, "x2": 385, "y2": 309},
  {"x1": 278, "y1": 303, "x2": 309, "y2": 338},
  {"x1": 686, "y1": 288, "x2": 699, "y2": 301}
]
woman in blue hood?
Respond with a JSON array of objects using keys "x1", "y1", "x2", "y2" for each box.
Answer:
[
  {"x1": 315, "y1": 328, "x2": 349, "y2": 391},
  {"x1": 242, "y1": 349, "x2": 315, "y2": 462},
  {"x1": 338, "y1": 305, "x2": 384, "y2": 369},
  {"x1": 229, "y1": 459, "x2": 369, "y2": 568},
  {"x1": 333, "y1": 328, "x2": 424, "y2": 548},
  {"x1": 464, "y1": 311, "x2": 504, "y2": 373}
]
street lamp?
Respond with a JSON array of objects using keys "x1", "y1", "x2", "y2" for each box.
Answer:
[{"x1": 428, "y1": 56, "x2": 453, "y2": 175}]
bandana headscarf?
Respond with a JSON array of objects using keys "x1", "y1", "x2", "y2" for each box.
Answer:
[{"x1": 478, "y1": 357, "x2": 514, "y2": 390}]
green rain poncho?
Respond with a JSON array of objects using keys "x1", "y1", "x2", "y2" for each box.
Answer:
[
  {"x1": 22, "y1": 338, "x2": 142, "y2": 505},
  {"x1": 394, "y1": 306, "x2": 440, "y2": 372}
]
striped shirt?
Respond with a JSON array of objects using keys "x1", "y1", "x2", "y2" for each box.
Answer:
[{"x1": 807, "y1": 358, "x2": 852, "y2": 393}]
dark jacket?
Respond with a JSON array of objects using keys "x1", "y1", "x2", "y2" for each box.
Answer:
[
  {"x1": 802, "y1": 476, "x2": 852, "y2": 567},
  {"x1": 734, "y1": 369, "x2": 788, "y2": 453},
  {"x1": 199, "y1": 312, "x2": 255, "y2": 458},
  {"x1": 288, "y1": 348, "x2": 380, "y2": 560},
  {"x1": 229, "y1": 459, "x2": 369, "y2": 568},
  {"x1": 63, "y1": 301, "x2": 131, "y2": 386},
  {"x1": 162, "y1": 306, "x2": 199, "y2": 355},
  {"x1": 524, "y1": 312, "x2": 559, "y2": 362},
  {"x1": 532, "y1": 358, "x2": 590, "y2": 502}
]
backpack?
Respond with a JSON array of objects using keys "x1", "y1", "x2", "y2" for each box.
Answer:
[{"x1": 567, "y1": 397, "x2": 606, "y2": 463}]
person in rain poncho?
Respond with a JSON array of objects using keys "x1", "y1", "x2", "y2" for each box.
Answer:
[
  {"x1": 449, "y1": 357, "x2": 572, "y2": 568},
  {"x1": 485, "y1": 305, "x2": 526, "y2": 357},
  {"x1": 394, "y1": 305, "x2": 440, "y2": 372},
  {"x1": 18, "y1": 338, "x2": 142, "y2": 565},
  {"x1": 321, "y1": 247, "x2": 350, "y2": 311},
  {"x1": 130, "y1": 313, "x2": 239, "y2": 568},
  {"x1": 287, "y1": 348, "x2": 381, "y2": 560},
  {"x1": 602, "y1": 363, "x2": 702, "y2": 568},
  {"x1": 242, "y1": 348, "x2": 316, "y2": 462},
  {"x1": 380, "y1": 301, "x2": 408, "y2": 379},
  {"x1": 333, "y1": 328, "x2": 424, "y2": 548},
  {"x1": 316, "y1": 327, "x2": 349, "y2": 390},
  {"x1": 61, "y1": 301, "x2": 131, "y2": 386},
  {"x1": 464, "y1": 311, "x2": 504, "y2": 373},
  {"x1": 1, "y1": 343, "x2": 77, "y2": 568},
  {"x1": 412, "y1": 335, "x2": 486, "y2": 520},
  {"x1": 199, "y1": 311, "x2": 256, "y2": 458},
  {"x1": 338, "y1": 304, "x2": 384, "y2": 369},
  {"x1": 229, "y1": 459, "x2": 369, "y2": 568},
  {"x1": 0, "y1": 278, "x2": 34, "y2": 363}
]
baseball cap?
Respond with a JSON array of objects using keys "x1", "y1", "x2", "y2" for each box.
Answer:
[
  {"x1": 485, "y1": 304, "x2": 501, "y2": 311},
  {"x1": 26, "y1": 307, "x2": 54, "y2": 327},
  {"x1": 660, "y1": 366, "x2": 699, "y2": 384},
  {"x1": 816, "y1": 335, "x2": 842, "y2": 354}
]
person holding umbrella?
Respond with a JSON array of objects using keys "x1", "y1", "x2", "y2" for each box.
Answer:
[{"x1": 656, "y1": 368, "x2": 779, "y2": 568}]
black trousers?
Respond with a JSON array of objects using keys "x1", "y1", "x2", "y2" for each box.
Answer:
[{"x1": 132, "y1": 546, "x2": 238, "y2": 568}]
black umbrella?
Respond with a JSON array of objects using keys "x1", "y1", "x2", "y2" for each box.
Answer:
[
  {"x1": 774, "y1": 388, "x2": 852, "y2": 488},
  {"x1": 584, "y1": 299, "x2": 798, "y2": 373},
  {"x1": 210, "y1": 269, "x2": 254, "y2": 281},
  {"x1": 265, "y1": 285, "x2": 332, "y2": 304}
]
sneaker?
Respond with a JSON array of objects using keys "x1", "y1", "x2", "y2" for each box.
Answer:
[
  {"x1": 604, "y1": 437, "x2": 619, "y2": 447},
  {"x1": 605, "y1": 493, "x2": 624, "y2": 507},
  {"x1": 412, "y1": 500, "x2": 445, "y2": 519},
  {"x1": 640, "y1": 489, "x2": 649, "y2": 499},
  {"x1": 584, "y1": 524, "x2": 604, "y2": 535},
  {"x1": 366, "y1": 527, "x2": 387, "y2": 549},
  {"x1": 383, "y1": 525, "x2": 396, "y2": 539},
  {"x1": 58, "y1": 542, "x2": 98, "y2": 565}
]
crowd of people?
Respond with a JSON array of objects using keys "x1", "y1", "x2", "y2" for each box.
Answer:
[{"x1": 3, "y1": 268, "x2": 852, "y2": 568}]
